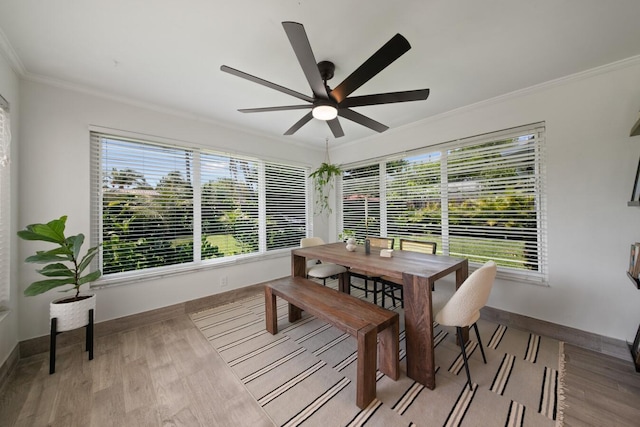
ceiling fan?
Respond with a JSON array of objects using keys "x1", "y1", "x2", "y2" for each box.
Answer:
[{"x1": 220, "y1": 21, "x2": 430, "y2": 138}]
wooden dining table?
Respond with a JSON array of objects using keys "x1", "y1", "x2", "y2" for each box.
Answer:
[{"x1": 291, "y1": 241, "x2": 468, "y2": 389}]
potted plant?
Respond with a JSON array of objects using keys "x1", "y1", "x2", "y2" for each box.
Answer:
[
  {"x1": 309, "y1": 162, "x2": 342, "y2": 215},
  {"x1": 18, "y1": 215, "x2": 101, "y2": 332}
]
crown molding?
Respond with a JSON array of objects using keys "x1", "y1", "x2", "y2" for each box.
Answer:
[
  {"x1": 21, "y1": 71, "x2": 322, "y2": 153},
  {"x1": 0, "y1": 26, "x2": 25, "y2": 75},
  {"x1": 408, "y1": 55, "x2": 640, "y2": 128}
]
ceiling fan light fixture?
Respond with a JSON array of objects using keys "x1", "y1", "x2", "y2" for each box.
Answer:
[{"x1": 312, "y1": 104, "x2": 338, "y2": 121}]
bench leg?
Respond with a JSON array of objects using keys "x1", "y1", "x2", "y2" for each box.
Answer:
[
  {"x1": 378, "y1": 316, "x2": 400, "y2": 380},
  {"x1": 356, "y1": 324, "x2": 377, "y2": 409},
  {"x1": 265, "y1": 286, "x2": 278, "y2": 334},
  {"x1": 288, "y1": 303, "x2": 302, "y2": 323}
]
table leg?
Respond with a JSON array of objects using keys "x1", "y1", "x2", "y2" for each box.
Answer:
[
  {"x1": 403, "y1": 272, "x2": 436, "y2": 389},
  {"x1": 338, "y1": 271, "x2": 349, "y2": 294},
  {"x1": 292, "y1": 253, "x2": 306, "y2": 278}
]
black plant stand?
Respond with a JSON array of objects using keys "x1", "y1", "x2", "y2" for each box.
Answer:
[{"x1": 49, "y1": 308, "x2": 94, "y2": 374}]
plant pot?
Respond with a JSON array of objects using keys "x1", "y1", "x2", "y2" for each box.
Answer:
[{"x1": 50, "y1": 294, "x2": 96, "y2": 332}]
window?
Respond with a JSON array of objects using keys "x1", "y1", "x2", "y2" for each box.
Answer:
[
  {"x1": 91, "y1": 132, "x2": 308, "y2": 280},
  {"x1": 342, "y1": 164, "x2": 382, "y2": 238},
  {"x1": 0, "y1": 99, "x2": 10, "y2": 305},
  {"x1": 341, "y1": 124, "x2": 547, "y2": 283}
]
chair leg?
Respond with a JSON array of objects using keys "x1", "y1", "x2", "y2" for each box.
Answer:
[
  {"x1": 457, "y1": 326, "x2": 473, "y2": 390},
  {"x1": 389, "y1": 285, "x2": 398, "y2": 308},
  {"x1": 372, "y1": 280, "x2": 378, "y2": 305},
  {"x1": 381, "y1": 284, "x2": 387, "y2": 307},
  {"x1": 472, "y1": 323, "x2": 487, "y2": 363}
]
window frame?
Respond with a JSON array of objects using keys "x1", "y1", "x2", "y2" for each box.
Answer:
[{"x1": 0, "y1": 100, "x2": 10, "y2": 306}]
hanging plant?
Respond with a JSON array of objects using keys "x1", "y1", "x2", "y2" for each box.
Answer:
[
  {"x1": 309, "y1": 138, "x2": 342, "y2": 215},
  {"x1": 309, "y1": 162, "x2": 342, "y2": 215}
]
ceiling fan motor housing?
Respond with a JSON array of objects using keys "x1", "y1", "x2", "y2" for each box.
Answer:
[{"x1": 317, "y1": 61, "x2": 335, "y2": 81}]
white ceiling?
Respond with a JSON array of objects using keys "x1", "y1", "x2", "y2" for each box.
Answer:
[{"x1": 1, "y1": 0, "x2": 640, "y2": 147}]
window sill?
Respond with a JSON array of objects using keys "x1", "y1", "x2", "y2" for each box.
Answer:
[
  {"x1": 91, "y1": 248, "x2": 291, "y2": 289},
  {"x1": 467, "y1": 262, "x2": 548, "y2": 287}
]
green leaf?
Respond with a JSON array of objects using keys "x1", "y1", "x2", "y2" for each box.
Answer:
[
  {"x1": 17, "y1": 216, "x2": 68, "y2": 244},
  {"x1": 23, "y1": 278, "x2": 75, "y2": 296},
  {"x1": 78, "y1": 270, "x2": 101, "y2": 285},
  {"x1": 36, "y1": 263, "x2": 74, "y2": 277},
  {"x1": 25, "y1": 247, "x2": 73, "y2": 264},
  {"x1": 66, "y1": 233, "x2": 85, "y2": 261},
  {"x1": 78, "y1": 245, "x2": 100, "y2": 274},
  {"x1": 26, "y1": 253, "x2": 71, "y2": 264}
]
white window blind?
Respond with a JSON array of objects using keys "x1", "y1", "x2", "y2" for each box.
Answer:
[
  {"x1": 444, "y1": 126, "x2": 546, "y2": 278},
  {"x1": 201, "y1": 153, "x2": 259, "y2": 258},
  {"x1": 386, "y1": 151, "x2": 442, "y2": 250},
  {"x1": 95, "y1": 136, "x2": 195, "y2": 274},
  {"x1": 341, "y1": 123, "x2": 547, "y2": 283},
  {"x1": 342, "y1": 164, "x2": 382, "y2": 241},
  {"x1": 91, "y1": 131, "x2": 309, "y2": 280},
  {"x1": 265, "y1": 162, "x2": 307, "y2": 250},
  {"x1": 0, "y1": 103, "x2": 10, "y2": 304}
]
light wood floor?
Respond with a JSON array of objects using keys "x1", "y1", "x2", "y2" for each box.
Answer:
[
  {"x1": 0, "y1": 314, "x2": 275, "y2": 427},
  {"x1": 1, "y1": 306, "x2": 640, "y2": 426},
  {"x1": 561, "y1": 343, "x2": 640, "y2": 426}
]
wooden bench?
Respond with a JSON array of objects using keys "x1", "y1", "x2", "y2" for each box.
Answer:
[{"x1": 264, "y1": 276, "x2": 399, "y2": 409}]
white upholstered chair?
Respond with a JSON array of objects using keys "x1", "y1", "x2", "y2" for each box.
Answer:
[
  {"x1": 300, "y1": 237, "x2": 347, "y2": 286},
  {"x1": 435, "y1": 260, "x2": 497, "y2": 390}
]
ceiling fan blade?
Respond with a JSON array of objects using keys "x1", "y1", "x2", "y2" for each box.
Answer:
[
  {"x1": 282, "y1": 22, "x2": 329, "y2": 99},
  {"x1": 239, "y1": 105, "x2": 312, "y2": 113},
  {"x1": 221, "y1": 65, "x2": 314, "y2": 103},
  {"x1": 327, "y1": 118, "x2": 345, "y2": 138},
  {"x1": 339, "y1": 89, "x2": 430, "y2": 108},
  {"x1": 284, "y1": 111, "x2": 313, "y2": 135},
  {"x1": 330, "y1": 34, "x2": 411, "y2": 103},
  {"x1": 338, "y1": 108, "x2": 389, "y2": 133}
]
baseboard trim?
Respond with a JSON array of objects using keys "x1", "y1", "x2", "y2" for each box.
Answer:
[
  {"x1": 0, "y1": 344, "x2": 19, "y2": 394},
  {"x1": 19, "y1": 283, "x2": 265, "y2": 359},
  {"x1": 481, "y1": 306, "x2": 631, "y2": 360},
  {"x1": 16, "y1": 282, "x2": 631, "y2": 362}
]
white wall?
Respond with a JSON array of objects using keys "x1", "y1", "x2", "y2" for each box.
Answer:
[
  {"x1": 0, "y1": 51, "x2": 19, "y2": 367},
  {"x1": 17, "y1": 80, "x2": 324, "y2": 340},
  {"x1": 332, "y1": 58, "x2": 640, "y2": 342}
]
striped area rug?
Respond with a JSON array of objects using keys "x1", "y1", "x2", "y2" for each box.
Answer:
[{"x1": 191, "y1": 279, "x2": 561, "y2": 427}]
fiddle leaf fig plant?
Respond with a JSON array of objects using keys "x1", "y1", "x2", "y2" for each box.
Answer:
[
  {"x1": 309, "y1": 162, "x2": 342, "y2": 215},
  {"x1": 18, "y1": 215, "x2": 101, "y2": 298}
]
